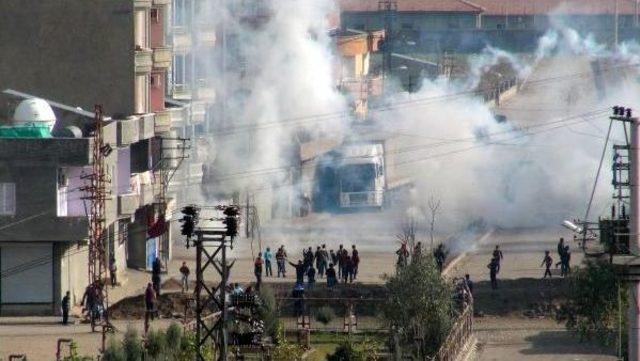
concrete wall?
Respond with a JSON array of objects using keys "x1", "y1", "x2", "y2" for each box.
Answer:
[
  {"x1": 0, "y1": 0, "x2": 136, "y2": 116},
  {"x1": 342, "y1": 12, "x2": 478, "y2": 31}
]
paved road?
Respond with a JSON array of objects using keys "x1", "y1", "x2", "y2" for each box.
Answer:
[{"x1": 449, "y1": 227, "x2": 617, "y2": 361}]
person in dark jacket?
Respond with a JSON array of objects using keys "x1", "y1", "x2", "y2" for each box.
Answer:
[
  {"x1": 254, "y1": 254, "x2": 263, "y2": 290},
  {"x1": 343, "y1": 255, "x2": 354, "y2": 283},
  {"x1": 152, "y1": 257, "x2": 163, "y2": 296},
  {"x1": 488, "y1": 257, "x2": 500, "y2": 290},
  {"x1": 351, "y1": 245, "x2": 360, "y2": 280},
  {"x1": 307, "y1": 265, "x2": 316, "y2": 290},
  {"x1": 289, "y1": 260, "x2": 306, "y2": 284},
  {"x1": 62, "y1": 291, "x2": 71, "y2": 325},
  {"x1": 326, "y1": 263, "x2": 337, "y2": 289}
]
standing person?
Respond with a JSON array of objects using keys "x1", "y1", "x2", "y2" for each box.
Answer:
[
  {"x1": 413, "y1": 242, "x2": 422, "y2": 259},
  {"x1": 343, "y1": 255, "x2": 354, "y2": 283},
  {"x1": 144, "y1": 283, "x2": 156, "y2": 333},
  {"x1": 492, "y1": 245, "x2": 503, "y2": 268},
  {"x1": 351, "y1": 245, "x2": 360, "y2": 280},
  {"x1": 433, "y1": 244, "x2": 446, "y2": 272},
  {"x1": 319, "y1": 244, "x2": 329, "y2": 278},
  {"x1": 264, "y1": 247, "x2": 273, "y2": 277},
  {"x1": 396, "y1": 243, "x2": 409, "y2": 268},
  {"x1": 61, "y1": 291, "x2": 70, "y2": 325},
  {"x1": 326, "y1": 263, "x2": 337, "y2": 289},
  {"x1": 179, "y1": 262, "x2": 190, "y2": 293},
  {"x1": 557, "y1": 238, "x2": 565, "y2": 261},
  {"x1": 464, "y1": 274, "x2": 474, "y2": 296},
  {"x1": 562, "y1": 245, "x2": 571, "y2": 276},
  {"x1": 337, "y1": 245, "x2": 345, "y2": 278},
  {"x1": 254, "y1": 254, "x2": 263, "y2": 290},
  {"x1": 315, "y1": 246, "x2": 324, "y2": 278},
  {"x1": 307, "y1": 264, "x2": 316, "y2": 290},
  {"x1": 152, "y1": 257, "x2": 163, "y2": 296},
  {"x1": 276, "y1": 246, "x2": 287, "y2": 278},
  {"x1": 81, "y1": 283, "x2": 96, "y2": 325},
  {"x1": 488, "y1": 257, "x2": 500, "y2": 290},
  {"x1": 109, "y1": 255, "x2": 117, "y2": 287},
  {"x1": 289, "y1": 260, "x2": 306, "y2": 284},
  {"x1": 330, "y1": 249, "x2": 338, "y2": 269},
  {"x1": 541, "y1": 251, "x2": 553, "y2": 279}
]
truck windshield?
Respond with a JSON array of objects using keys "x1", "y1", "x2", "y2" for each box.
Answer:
[{"x1": 339, "y1": 164, "x2": 376, "y2": 192}]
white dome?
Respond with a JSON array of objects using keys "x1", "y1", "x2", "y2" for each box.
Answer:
[{"x1": 13, "y1": 98, "x2": 57, "y2": 130}]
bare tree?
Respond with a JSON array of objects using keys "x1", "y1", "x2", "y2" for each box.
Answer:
[
  {"x1": 427, "y1": 196, "x2": 441, "y2": 250},
  {"x1": 396, "y1": 216, "x2": 417, "y2": 250}
]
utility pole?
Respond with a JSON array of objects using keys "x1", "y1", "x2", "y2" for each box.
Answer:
[
  {"x1": 608, "y1": 106, "x2": 639, "y2": 361},
  {"x1": 192, "y1": 205, "x2": 239, "y2": 361},
  {"x1": 81, "y1": 105, "x2": 112, "y2": 351}
]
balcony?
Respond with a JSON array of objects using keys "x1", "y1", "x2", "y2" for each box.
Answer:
[
  {"x1": 196, "y1": 22, "x2": 217, "y2": 46},
  {"x1": 118, "y1": 193, "x2": 140, "y2": 216},
  {"x1": 154, "y1": 109, "x2": 172, "y2": 133},
  {"x1": 167, "y1": 106, "x2": 186, "y2": 128},
  {"x1": 152, "y1": 0, "x2": 170, "y2": 4},
  {"x1": 140, "y1": 183, "x2": 156, "y2": 205},
  {"x1": 152, "y1": 46, "x2": 172, "y2": 69},
  {"x1": 191, "y1": 101, "x2": 206, "y2": 124},
  {"x1": 194, "y1": 79, "x2": 216, "y2": 101},
  {"x1": 0, "y1": 216, "x2": 88, "y2": 242},
  {"x1": 134, "y1": 0, "x2": 152, "y2": 8},
  {"x1": 188, "y1": 162, "x2": 204, "y2": 180},
  {"x1": 138, "y1": 113, "x2": 156, "y2": 140},
  {"x1": 171, "y1": 27, "x2": 192, "y2": 51},
  {"x1": 171, "y1": 84, "x2": 192, "y2": 100},
  {"x1": 135, "y1": 48, "x2": 153, "y2": 74},
  {"x1": 117, "y1": 116, "x2": 140, "y2": 146}
]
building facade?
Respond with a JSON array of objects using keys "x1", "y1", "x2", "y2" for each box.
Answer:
[{"x1": 0, "y1": 0, "x2": 178, "y2": 315}]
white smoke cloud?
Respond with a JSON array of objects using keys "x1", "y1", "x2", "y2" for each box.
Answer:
[{"x1": 194, "y1": 1, "x2": 640, "y2": 252}]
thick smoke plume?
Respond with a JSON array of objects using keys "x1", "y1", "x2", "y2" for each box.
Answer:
[{"x1": 195, "y1": 1, "x2": 640, "y2": 251}]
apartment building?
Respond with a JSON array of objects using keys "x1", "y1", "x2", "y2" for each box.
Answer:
[
  {"x1": 0, "y1": 0, "x2": 178, "y2": 315},
  {"x1": 165, "y1": 0, "x2": 217, "y2": 206}
]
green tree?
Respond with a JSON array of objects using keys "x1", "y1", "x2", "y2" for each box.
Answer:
[
  {"x1": 258, "y1": 285, "x2": 279, "y2": 339},
  {"x1": 381, "y1": 254, "x2": 453, "y2": 359},
  {"x1": 270, "y1": 323, "x2": 305, "y2": 361},
  {"x1": 558, "y1": 259, "x2": 626, "y2": 351}
]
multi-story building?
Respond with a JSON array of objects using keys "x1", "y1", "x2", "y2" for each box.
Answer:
[
  {"x1": 165, "y1": 0, "x2": 217, "y2": 206},
  {"x1": 0, "y1": 0, "x2": 178, "y2": 315}
]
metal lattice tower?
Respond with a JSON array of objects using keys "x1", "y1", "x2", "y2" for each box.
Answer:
[{"x1": 81, "y1": 105, "x2": 111, "y2": 349}]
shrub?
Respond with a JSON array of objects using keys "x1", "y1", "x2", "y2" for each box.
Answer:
[
  {"x1": 258, "y1": 285, "x2": 279, "y2": 339},
  {"x1": 122, "y1": 327, "x2": 143, "y2": 361},
  {"x1": 326, "y1": 338, "x2": 381, "y2": 361},
  {"x1": 102, "y1": 337, "x2": 126, "y2": 361},
  {"x1": 315, "y1": 306, "x2": 336, "y2": 325},
  {"x1": 165, "y1": 323, "x2": 183, "y2": 354},
  {"x1": 146, "y1": 329, "x2": 167, "y2": 360}
]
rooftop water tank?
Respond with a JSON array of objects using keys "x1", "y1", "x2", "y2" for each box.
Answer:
[
  {"x1": 13, "y1": 98, "x2": 57, "y2": 131},
  {"x1": 0, "y1": 98, "x2": 57, "y2": 138}
]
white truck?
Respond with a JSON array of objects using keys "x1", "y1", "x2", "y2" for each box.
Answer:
[{"x1": 336, "y1": 143, "x2": 386, "y2": 209}]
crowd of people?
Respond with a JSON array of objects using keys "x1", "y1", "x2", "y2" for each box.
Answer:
[{"x1": 253, "y1": 243, "x2": 361, "y2": 290}]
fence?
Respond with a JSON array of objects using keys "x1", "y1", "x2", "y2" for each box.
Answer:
[
  {"x1": 276, "y1": 297, "x2": 386, "y2": 333},
  {"x1": 432, "y1": 304, "x2": 474, "y2": 361}
]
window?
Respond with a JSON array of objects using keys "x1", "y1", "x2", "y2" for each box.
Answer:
[
  {"x1": 150, "y1": 8, "x2": 159, "y2": 23},
  {"x1": 151, "y1": 73, "x2": 162, "y2": 89},
  {"x1": 135, "y1": 9, "x2": 148, "y2": 48},
  {"x1": 173, "y1": 0, "x2": 187, "y2": 27},
  {"x1": 0, "y1": 183, "x2": 16, "y2": 215},
  {"x1": 135, "y1": 75, "x2": 149, "y2": 114}
]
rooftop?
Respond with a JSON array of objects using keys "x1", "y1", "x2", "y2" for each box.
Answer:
[{"x1": 339, "y1": 0, "x2": 639, "y2": 15}]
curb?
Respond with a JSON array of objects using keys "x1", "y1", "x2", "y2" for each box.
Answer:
[{"x1": 442, "y1": 229, "x2": 495, "y2": 277}]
